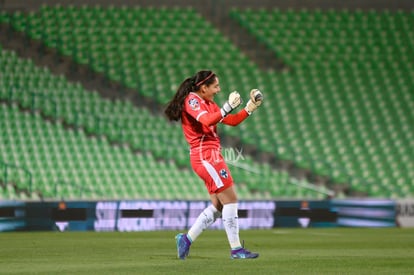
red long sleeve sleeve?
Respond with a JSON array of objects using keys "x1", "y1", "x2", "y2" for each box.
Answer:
[
  {"x1": 198, "y1": 109, "x2": 249, "y2": 127},
  {"x1": 198, "y1": 111, "x2": 223, "y2": 126},
  {"x1": 222, "y1": 109, "x2": 249, "y2": 126}
]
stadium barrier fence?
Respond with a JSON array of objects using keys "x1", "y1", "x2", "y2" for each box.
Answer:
[{"x1": 0, "y1": 198, "x2": 399, "y2": 232}]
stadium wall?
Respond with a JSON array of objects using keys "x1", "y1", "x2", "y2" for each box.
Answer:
[{"x1": 0, "y1": 199, "x2": 400, "y2": 232}]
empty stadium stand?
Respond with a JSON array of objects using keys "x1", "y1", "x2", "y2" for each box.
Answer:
[{"x1": 0, "y1": 3, "x2": 412, "y2": 200}]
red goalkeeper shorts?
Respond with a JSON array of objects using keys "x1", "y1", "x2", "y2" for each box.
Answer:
[{"x1": 190, "y1": 148, "x2": 234, "y2": 194}]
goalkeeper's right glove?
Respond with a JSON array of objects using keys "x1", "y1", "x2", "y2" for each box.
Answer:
[
  {"x1": 245, "y1": 89, "x2": 263, "y2": 115},
  {"x1": 221, "y1": 91, "x2": 242, "y2": 117}
]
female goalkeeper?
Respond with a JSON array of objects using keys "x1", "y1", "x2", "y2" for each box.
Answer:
[{"x1": 164, "y1": 70, "x2": 263, "y2": 260}]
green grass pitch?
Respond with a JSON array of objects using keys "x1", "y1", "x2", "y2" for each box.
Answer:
[{"x1": 1, "y1": 228, "x2": 413, "y2": 274}]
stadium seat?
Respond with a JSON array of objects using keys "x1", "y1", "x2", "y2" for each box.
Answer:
[
  {"x1": 229, "y1": 8, "x2": 413, "y2": 198},
  {"x1": 4, "y1": 6, "x2": 412, "y2": 199}
]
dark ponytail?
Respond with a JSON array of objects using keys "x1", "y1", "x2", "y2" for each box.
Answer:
[
  {"x1": 165, "y1": 70, "x2": 215, "y2": 121},
  {"x1": 164, "y1": 77, "x2": 194, "y2": 121}
]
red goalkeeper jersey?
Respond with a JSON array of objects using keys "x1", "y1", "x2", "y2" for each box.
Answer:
[{"x1": 181, "y1": 92, "x2": 249, "y2": 150}]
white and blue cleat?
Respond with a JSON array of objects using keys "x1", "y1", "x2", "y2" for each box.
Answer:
[
  {"x1": 175, "y1": 233, "x2": 191, "y2": 260},
  {"x1": 230, "y1": 247, "x2": 259, "y2": 259}
]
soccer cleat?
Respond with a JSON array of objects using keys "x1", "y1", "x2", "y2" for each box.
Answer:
[
  {"x1": 175, "y1": 233, "x2": 191, "y2": 260},
  {"x1": 230, "y1": 247, "x2": 259, "y2": 259}
]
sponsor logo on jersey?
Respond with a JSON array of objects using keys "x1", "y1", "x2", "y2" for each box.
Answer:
[{"x1": 188, "y1": 98, "x2": 200, "y2": 111}]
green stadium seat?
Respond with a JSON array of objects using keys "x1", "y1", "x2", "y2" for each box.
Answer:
[{"x1": 4, "y1": 6, "x2": 412, "y2": 199}]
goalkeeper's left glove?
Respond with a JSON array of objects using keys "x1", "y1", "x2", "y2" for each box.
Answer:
[{"x1": 244, "y1": 89, "x2": 263, "y2": 115}]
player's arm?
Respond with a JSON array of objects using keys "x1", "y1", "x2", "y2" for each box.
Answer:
[
  {"x1": 198, "y1": 111, "x2": 223, "y2": 126},
  {"x1": 198, "y1": 91, "x2": 242, "y2": 126},
  {"x1": 221, "y1": 109, "x2": 249, "y2": 126},
  {"x1": 222, "y1": 89, "x2": 263, "y2": 126}
]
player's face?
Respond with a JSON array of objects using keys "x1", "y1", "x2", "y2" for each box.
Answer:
[{"x1": 200, "y1": 77, "x2": 220, "y2": 101}]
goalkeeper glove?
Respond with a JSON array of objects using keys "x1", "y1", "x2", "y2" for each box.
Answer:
[
  {"x1": 221, "y1": 91, "x2": 242, "y2": 117},
  {"x1": 245, "y1": 89, "x2": 263, "y2": 115}
]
